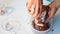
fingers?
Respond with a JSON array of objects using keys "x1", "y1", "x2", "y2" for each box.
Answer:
[
  {"x1": 26, "y1": 0, "x2": 34, "y2": 9},
  {"x1": 45, "y1": 1, "x2": 60, "y2": 23},
  {"x1": 33, "y1": 0, "x2": 43, "y2": 18},
  {"x1": 35, "y1": 5, "x2": 46, "y2": 19},
  {"x1": 26, "y1": 0, "x2": 43, "y2": 19},
  {"x1": 33, "y1": 0, "x2": 39, "y2": 18},
  {"x1": 39, "y1": 0, "x2": 43, "y2": 15},
  {"x1": 28, "y1": 5, "x2": 35, "y2": 15},
  {"x1": 45, "y1": 8, "x2": 56, "y2": 23},
  {"x1": 27, "y1": 0, "x2": 36, "y2": 16}
]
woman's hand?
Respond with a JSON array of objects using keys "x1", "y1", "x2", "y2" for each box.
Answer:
[
  {"x1": 45, "y1": 0, "x2": 60, "y2": 23},
  {"x1": 26, "y1": 0, "x2": 43, "y2": 19},
  {"x1": 26, "y1": 0, "x2": 60, "y2": 23}
]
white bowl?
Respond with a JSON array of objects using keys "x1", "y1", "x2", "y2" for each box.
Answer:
[{"x1": 31, "y1": 23, "x2": 51, "y2": 34}]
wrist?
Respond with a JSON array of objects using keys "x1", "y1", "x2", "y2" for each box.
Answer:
[{"x1": 49, "y1": 0, "x2": 60, "y2": 9}]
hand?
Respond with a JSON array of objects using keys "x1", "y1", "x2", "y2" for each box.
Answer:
[
  {"x1": 45, "y1": 1, "x2": 60, "y2": 23},
  {"x1": 26, "y1": 0, "x2": 43, "y2": 19},
  {"x1": 26, "y1": 0, "x2": 49, "y2": 23}
]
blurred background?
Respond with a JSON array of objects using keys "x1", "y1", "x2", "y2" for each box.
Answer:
[{"x1": 0, "y1": 0, "x2": 60, "y2": 34}]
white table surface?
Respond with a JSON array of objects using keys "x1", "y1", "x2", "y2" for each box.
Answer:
[{"x1": 0, "y1": 0, "x2": 60, "y2": 34}]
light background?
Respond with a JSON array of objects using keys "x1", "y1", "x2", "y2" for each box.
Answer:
[{"x1": 0, "y1": 0, "x2": 60, "y2": 34}]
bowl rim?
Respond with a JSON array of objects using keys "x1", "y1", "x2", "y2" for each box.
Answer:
[{"x1": 31, "y1": 21, "x2": 51, "y2": 32}]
